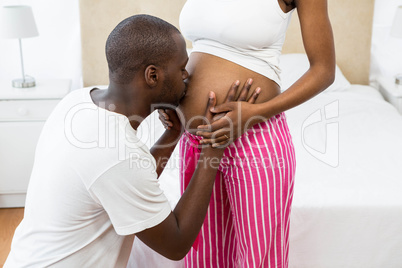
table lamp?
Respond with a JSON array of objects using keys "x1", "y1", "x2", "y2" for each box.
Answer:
[
  {"x1": 391, "y1": 5, "x2": 402, "y2": 85},
  {"x1": 0, "y1": 5, "x2": 39, "y2": 88}
]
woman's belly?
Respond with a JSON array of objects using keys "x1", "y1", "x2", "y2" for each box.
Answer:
[{"x1": 178, "y1": 52, "x2": 281, "y2": 133}]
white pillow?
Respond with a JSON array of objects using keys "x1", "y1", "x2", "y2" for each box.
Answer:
[{"x1": 279, "y1": 53, "x2": 351, "y2": 92}]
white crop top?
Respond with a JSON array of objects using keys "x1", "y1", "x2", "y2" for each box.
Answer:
[{"x1": 179, "y1": 0, "x2": 294, "y2": 86}]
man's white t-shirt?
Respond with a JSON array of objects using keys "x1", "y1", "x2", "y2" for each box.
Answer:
[{"x1": 5, "y1": 88, "x2": 172, "y2": 267}]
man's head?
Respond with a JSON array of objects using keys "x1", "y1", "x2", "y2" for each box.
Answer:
[{"x1": 105, "y1": 14, "x2": 188, "y2": 107}]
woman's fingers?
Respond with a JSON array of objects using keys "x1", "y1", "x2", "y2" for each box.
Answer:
[
  {"x1": 198, "y1": 131, "x2": 230, "y2": 145},
  {"x1": 212, "y1": 112, "x2": 226, "y2": 122},
  {"x1": 247, "y1": 87, "x2": 261, "y2": 103},
  {"x1": 237, "y1": 78, "x2": 253, "y2": 101},
  {"x1": 202, "y1": 137, "x2": 230, "y2": 147},
  {"x1": 197, "y1": 114, "x2": 231, "y2": 132},
  {"x1": 204, "y1": 91, "x2": 217, "y2": 123},
  {"x1": 197, "y1": 127, "x2": 230, "y2": 139},
  {"x1": 223, "y1": 80, "x2": 240, "y2": 103},
  {"x1": 211, "y1": 140, "x2": 230, "y2": 148},
  {"x1": 197, "y1": 125, "x2": 231, "y2": 147}
]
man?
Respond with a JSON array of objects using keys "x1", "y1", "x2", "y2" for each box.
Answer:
[{"x1": 5, "y1": 14, "x2": 259, "y2": 267}]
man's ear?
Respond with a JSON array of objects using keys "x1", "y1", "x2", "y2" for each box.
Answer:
[{"x1": 144, "y1": 65, "x2": 161, "y2": 87}]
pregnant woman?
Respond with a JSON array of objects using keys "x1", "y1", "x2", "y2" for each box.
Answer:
[{"x1": 161, "y1": 0, "x2": 335, "y2": 267}]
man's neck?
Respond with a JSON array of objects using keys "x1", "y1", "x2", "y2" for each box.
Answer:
[{"x1": 90, "y1": 84, "x2": 151, "y2": 130}]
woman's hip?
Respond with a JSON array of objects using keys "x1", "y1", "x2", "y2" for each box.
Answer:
[{"x1": 179, "y1": 112, "x2": 296, "y2": 175}]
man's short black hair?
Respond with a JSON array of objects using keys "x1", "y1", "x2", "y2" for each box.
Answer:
[{"x1": 105, "y1": 14, "x2": 181, "y2": 84}]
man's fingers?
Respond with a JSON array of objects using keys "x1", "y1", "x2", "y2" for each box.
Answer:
[
  {"x1": 158, "y1": 109, "x2": 169, "y2": 120},
  {"x1": 158, "y1": 115, "x2": 171, "y2": 129},
  {"x1": 158, "y1": 114, "x2": 172, "y2": 126},
  {"x1": 237, "y1": 78, "x2": 253, "y2": 101},
  {"x1": 224, "y1": 80, "x2": 240, "y2": 103},
  {"x1": 247, "y1": 87, "x2": 261, "y2": 104}
]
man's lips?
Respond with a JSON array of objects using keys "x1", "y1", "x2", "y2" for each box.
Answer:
[{"x1": 181, "y1": 90, "x2": 187, "y2": 99}]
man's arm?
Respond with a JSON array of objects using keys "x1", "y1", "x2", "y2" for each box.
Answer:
[
  {"x1": 138, "y1": 84, "x2": 260, "y2": 260},
  {"x1": 136, "y1": 147, "x2": 224, "y2": 260},
  {"x1": 136, "y1": 92, "x2": 223, "y2": 260}
]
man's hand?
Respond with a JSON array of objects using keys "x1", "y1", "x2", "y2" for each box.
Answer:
[
  {"x1": 151, "y1": 107, "x2": 184, "y2": 177},
  {"x1": 158, "y1": 108, "x2": 183, "y2": 134},
  {"x1": 196, "y1": 79, "x2": 262, "y2": 147}
]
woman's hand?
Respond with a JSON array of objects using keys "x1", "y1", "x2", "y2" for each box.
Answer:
[
  {"x1": 200, "y1": 91, "x2": 226, "y2": 153},
  {"x1": 196, "y1": 79, "x2": 262, "y2": 147}
]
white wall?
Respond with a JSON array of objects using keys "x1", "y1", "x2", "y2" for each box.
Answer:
[
  {"x1": 0, "y1": 0, "x2": 82, "y2": 90},
  {"x1": 0, "y1": 0, "x2": 401, "y2": 90},
  {"x1": 371, "y1": 0, "x2": 402, "y2": 82}
]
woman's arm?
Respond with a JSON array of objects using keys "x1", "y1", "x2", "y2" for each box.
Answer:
[
  {"x1": 197, "y1": 0, "x2": 335, "y2": 143},
  {"x1": 256, "y1": 0, "x2": 335, "y2": 118}
]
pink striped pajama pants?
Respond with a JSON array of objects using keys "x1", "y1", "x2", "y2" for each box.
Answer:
[{"x1": 179, "y1": 113, "x2": 296, "y2": 268}]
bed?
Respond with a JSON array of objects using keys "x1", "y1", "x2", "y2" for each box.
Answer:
[
  {"x1": 126, "y1": 53, "x2": 402, "y2": 268},
  {"x1": 78, "y1": 0, "x2": 402, "y2": 267}
]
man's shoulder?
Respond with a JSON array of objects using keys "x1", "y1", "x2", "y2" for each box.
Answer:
[
  {"x1": 49, "y1": 87, "x2": 93, "y2": 119},
  {"x1": 61, "y1": 87, "x2": 93, "y2": 106}
]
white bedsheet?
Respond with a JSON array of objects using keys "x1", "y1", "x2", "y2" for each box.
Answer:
[
  {"x1": 128, "y1": 85, "x2": 402, "y2": 267},
  {"x1": 286, "y1": 85, "x2": 402, "y2": 267}
]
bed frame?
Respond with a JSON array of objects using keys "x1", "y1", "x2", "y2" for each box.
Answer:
[{"x1": 79, "y1": 0, "x2": 374, "y2": 85}]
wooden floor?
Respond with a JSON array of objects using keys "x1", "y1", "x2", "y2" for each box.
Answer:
[{"x1": 0, "y1": 208, "x2": 24, "y2": 266}]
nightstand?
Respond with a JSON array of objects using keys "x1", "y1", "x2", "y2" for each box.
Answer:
[
  {"x1": 0, "y1": 79, "x2": 71, "y2": 208},
  {"x1": 377, "y1": 75, "x2": 402, "y2": 114}
]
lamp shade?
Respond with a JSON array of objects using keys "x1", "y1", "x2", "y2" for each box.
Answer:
[
  {"x1": 0, "y1": 5, "x2": 38, "y2": 39},
  {"x1": 391, "y1": 6, "x2": 402, "y2": 38}
]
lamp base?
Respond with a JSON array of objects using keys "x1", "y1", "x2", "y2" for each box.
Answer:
[
  {"x1": 12, "y1": 77, "x2": 36, "y2": 88},
  {"x1": 396, "y1": 74, "x2": 402, "y2": 86}
]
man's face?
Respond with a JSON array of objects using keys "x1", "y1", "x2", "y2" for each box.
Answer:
[{"x1": 159, "y1": 33, "x2": 189, "y2": 107}]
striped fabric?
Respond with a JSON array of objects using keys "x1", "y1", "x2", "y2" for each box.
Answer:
[{"x1": 179, "y1": 113, "x2": 296, "y2": 268}]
